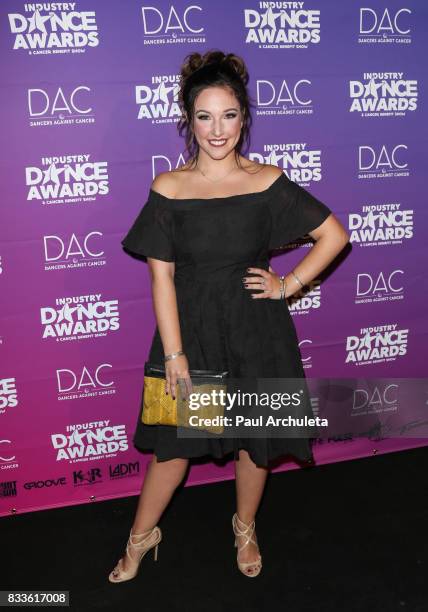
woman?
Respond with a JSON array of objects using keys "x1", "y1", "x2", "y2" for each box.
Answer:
[{"x1": 109, "y1": 50, "x2": 349, "y2": 582}]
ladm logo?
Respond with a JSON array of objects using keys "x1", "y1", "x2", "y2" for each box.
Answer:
[
  {"x1": 349, "y1": 72, "x2": 417, "y2": 117},
  {"x1": 26, "y1": 154, "x2": 109, "y2": 206},
  {"x1": 244, "y1": 3, "x2": 320, "y2": 49},
  {"x1": 28, "y1": 85, "x2": 95, "y2": 127},
  {"x1": 141, "y1": 4, "x2": 205, "y2": 45},
  {"x1": 56, "y1": 363, "x2": 116, "y2": 401},
  {"x1": 256, "y1": 77, "x2": 313, "y2": 117},
  {"x1": 0, "y1": 480, "x2": 17, "y2": 498},
  {"x1": 8, "y1": 3, "x2": 99, "y2": 54},
  {"x1": 51, "y1": 420, "x2": 129, "y2": 463},
  {"x1": 136, "y1": 75, "x2": 181, "y2": 123},
  {"x1": 357, "y1": 144, "x2": 409, "y2": 179},
  {"x1": 358, "y1": 7, "x2": 412, "y2": 45},
  {"x1": 40, "y1": 294, "x2": 120, "y2": 342},
  {"x1": 0, "y1": 378, "x2": 18, "y2": 414},
  {"x1": 43, "y1": 231, "x2": 106, "y2": 271},
  {"x1": 109, "y1": 462, "x2": 140, "y2": 480},
  {"x1": 345, "y1": 324, "x2": 408, "y2": 366},
  {"x1": 349, "y1": 203, "x2": 413, "y2": 247},
  {"x1": 355, "y1": 270, "x2": 404, "y2": 305},
  {"x1": 250, "y1": 143, "x2": 322, "y2": 185}
]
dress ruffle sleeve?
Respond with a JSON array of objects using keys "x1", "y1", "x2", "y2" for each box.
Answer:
[
  {"x1": 121, "y1": 189, "x2": 175, "y2": 262},
  {"x1": 268, "y1": 174, "x2": 332, "y2": 249}
]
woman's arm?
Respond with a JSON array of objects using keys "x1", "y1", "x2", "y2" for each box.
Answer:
[
  {"x1": 147, "y1": 258, "x2": 192, "y2": 399},
  {"x1": 245, "y1": 213, "x2": 350, "y2": 298},
  {"x1": 283, "y1": 212, "x2": 349, "y2": 298}
]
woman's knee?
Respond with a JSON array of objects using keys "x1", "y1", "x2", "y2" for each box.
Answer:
[{"x1": 151, "y1": 455, "x2": 189, "y2": 480}]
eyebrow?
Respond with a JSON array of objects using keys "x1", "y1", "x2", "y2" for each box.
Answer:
[{"x1": 195, "y1": 108, "x2": 239, "y2": 113}]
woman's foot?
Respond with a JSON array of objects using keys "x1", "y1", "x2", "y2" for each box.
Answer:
[
  {"x1": 109, "y1": 526, "x2": 161, "y2": 583},
  {"x1": 232, "y1": 513, "x2": 262, "y2": 577}
]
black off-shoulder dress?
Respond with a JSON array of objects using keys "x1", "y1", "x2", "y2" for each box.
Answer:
[{"x1": 121, "y1": 171, "x2": 332, "y2": 467}]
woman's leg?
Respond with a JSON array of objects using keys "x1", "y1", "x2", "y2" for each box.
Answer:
[
  {"x1": 234, "y1": 449, "x2": 269, "y2": 571},
  {"x1": 119, "y1": 454, "x2": 189, "y2": 571}
]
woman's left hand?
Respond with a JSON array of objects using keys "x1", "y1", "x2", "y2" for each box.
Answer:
[{"x1": 242, "y1": 265, "x2": 283, "y2": 299}]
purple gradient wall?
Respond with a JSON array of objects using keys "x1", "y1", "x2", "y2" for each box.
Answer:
[{"x1": 1, "y1": 1, "x2": 427, "y2": 516}]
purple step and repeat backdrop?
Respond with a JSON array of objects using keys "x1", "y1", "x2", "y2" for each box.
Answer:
[{"x1": 1, "y1": 1, "x2": 428, "y2": 516}]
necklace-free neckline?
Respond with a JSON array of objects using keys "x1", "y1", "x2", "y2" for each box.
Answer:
[{"x1": 150, "y1": 172, "x2": 285, "y2": 202}]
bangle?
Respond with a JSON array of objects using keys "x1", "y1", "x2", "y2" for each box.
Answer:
[
  {"x1": 164, "y1": 350, "x2": 184, "y2": 362},
  {"x1": 291, "y1": 269, "x2": 304, "y2": 288},
  {"x1": 279, "y1": 275, "x2": 286, "y2": 300}
]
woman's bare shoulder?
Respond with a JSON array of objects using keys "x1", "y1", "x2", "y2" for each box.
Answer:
[{"x1": 151, "y1": 169, "x2": 186, "y2": 199}]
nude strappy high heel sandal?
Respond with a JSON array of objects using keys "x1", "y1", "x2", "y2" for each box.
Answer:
[
  {"x1": 232, "y1": 513, "x2": 262, "y2": 577},
  {"x1": 108, "y1": 526, "x2": 162, "y2": 583}
]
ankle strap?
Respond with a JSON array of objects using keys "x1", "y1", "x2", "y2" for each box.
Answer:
[
  {"x1": 129, "y1": 526, "x2": 159, "y2": 545},
  {"x1": 233, "y1": 514, "x2": 257, "y2": 550}
]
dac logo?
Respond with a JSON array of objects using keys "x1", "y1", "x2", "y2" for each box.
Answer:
[
  {"x1": 28, "y1": 86, "x2": 94, "y2": 127},
  {"x1": 358, "y1": 144, "x2": 409, "y2": 179},
  {"x1": 356, "y1": 270, "x2": 404, "y2": 305},
  {"x1": 141, "y1": 5, "x2": 205, "y2": 44},
  {"x1": 358, "y1": 8, "x2": 411, "y2": 44},
  {"x1": 43, "y1": 231, "x2": 106, "y2": 271},
  {"x1": 56, "y1": 363, "x2": 115, "y2": 401},
  {"x1": 0, "y1": 439, "x2": 18, "y2": 468},
  {"x1": 256, "y1": 78, "x2": 313, "y2": 117},
  {"x1": 151, "y1": 152, "x2": 188, "y2": 176},
  {"x1": 353, "y1": 384, "x2": 398, "y2": 414}
]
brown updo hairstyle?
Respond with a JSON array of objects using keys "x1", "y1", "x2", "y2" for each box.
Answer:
[{"x1": 177, "y1": 49, "x2": 255, "y2": 170}]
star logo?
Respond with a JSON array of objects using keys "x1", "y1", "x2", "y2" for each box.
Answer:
[
  {"x1": 260, "y1": 8, "x2": 281, "y2": 30},
  {"x1": 42, "y1": 163, "x2": 65, "y2": 185},
  {"x1": 151, "y1": 82, "x2": 178, "y2": 104},
  {"x1": 362, "y1": 211, "x2": 379, "y2": 230},
  {"x1": 56, "y1": 303, "x2": 79, "y2": 323},
  {"x1": 27, "y1": 10, "x2": 51, "y2": 34},
  {"x1": 264, "y1": 151, "x2": 284, "y2": 167},
  {"x1": 67, "y1": 430, "x2": 85, "y2": 446},
  {"x1": 359, "y1": 332, "x2": 373, "y2": 349}
]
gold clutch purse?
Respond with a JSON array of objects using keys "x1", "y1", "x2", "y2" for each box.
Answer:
[{"x1": 142, "y1": 362, "x2": 229, "y2": 434}]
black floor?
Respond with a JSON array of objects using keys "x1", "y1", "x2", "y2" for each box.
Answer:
[{"x1": 3, "y1": 445, "x2": 428, "y2": 611}]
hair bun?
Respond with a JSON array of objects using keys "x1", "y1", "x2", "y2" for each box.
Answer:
[{"x1": 180, "y1": 50, "x2": 249, "y2": 85}]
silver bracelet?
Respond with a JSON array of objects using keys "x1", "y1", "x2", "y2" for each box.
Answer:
[
  {"x1": 291, "y1": 269, "x2": 304, "y2": 288},
  {"x1": 279, "y1": 275, "x2": 286, "y2": 300},
  {"x1": 164, "y1": 350, "x2": 184, "y2": 362}
]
